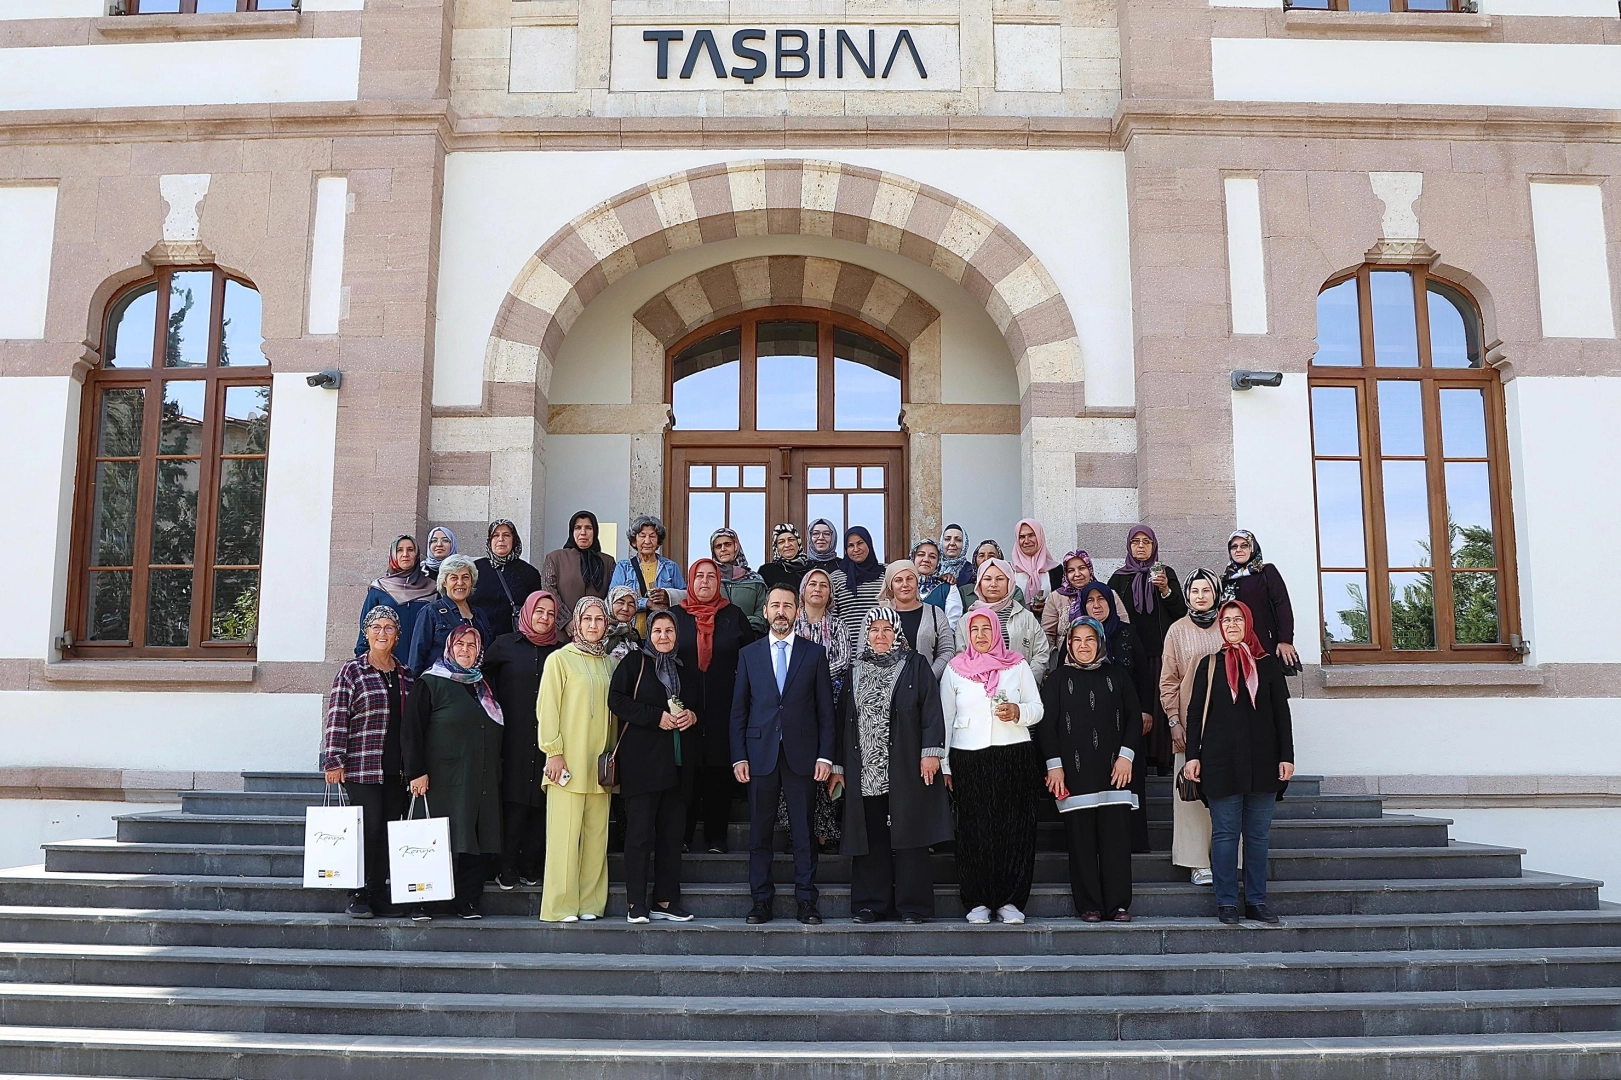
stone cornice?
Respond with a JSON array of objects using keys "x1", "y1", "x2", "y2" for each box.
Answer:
[{"x1": 1, "y1": 98, "x2": 1620, "y2": 151}]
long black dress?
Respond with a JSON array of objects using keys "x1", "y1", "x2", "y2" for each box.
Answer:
[
  {"x1": 670, "y1": 603, "x2": 756, "y2": 851},
  {"x1": 470, "y1": 556, "x2": 544, "y2": 639},
  {"x1": 481, "y1": 631, "x2": 560, "y2": 881},
  {"x1": 1038, "y1": 662, "x2": 1142, "y2": 916},
  {"x1": 608, "y1": 649, "x2": 696, "y2": 908},
  {"x1": 1108, "y1": 567, "x2": 1185, "y2": 770}
]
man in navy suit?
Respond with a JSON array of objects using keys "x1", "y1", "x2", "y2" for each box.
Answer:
[{"x1": 730, "y1": 583, "x2": 836, "y2": 924}]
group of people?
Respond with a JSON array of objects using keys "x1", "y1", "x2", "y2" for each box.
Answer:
[{"x1": 321, "y1": 513, "x2": 1296, "y2": 928}]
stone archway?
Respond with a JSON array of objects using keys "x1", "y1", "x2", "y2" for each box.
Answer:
[{"x1": 431, "y1": 159, "x2": 1123, "y2": 551}]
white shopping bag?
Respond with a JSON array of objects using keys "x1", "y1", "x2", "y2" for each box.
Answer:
[
  {"x1": 388, "y1": 795, "x2": 455, "y2": 905},
  {"x1": 303, "y1": 787, "x2": 364, "y2": 890}
]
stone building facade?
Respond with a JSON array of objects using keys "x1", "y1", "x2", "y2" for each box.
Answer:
[{"x1": 0, "y1": 0, "x2": 1617, "y2": 886}]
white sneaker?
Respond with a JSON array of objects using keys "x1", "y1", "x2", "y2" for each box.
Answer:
[
  {"x1": 965, "y1": 905, "x2": 992, "y2": 925},
  {"x1": 996, "y1": 904, "x2": 1025, "y2": 925},
  {"x1": 580, "y1": 912, "x2": 599, "y2": 921},
  {"x1": 558, "y1": 914, "x2": 579, "y2": 923},
  {"x1": 1192, "y1": 869, "x2": 1214, "y2": 886}
]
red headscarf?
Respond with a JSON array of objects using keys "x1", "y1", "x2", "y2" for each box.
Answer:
[
  {"x1": 681, "y1": 558, "x2": 731, "y2": 672},
  {"x1": 1219, "y1": 600, "x2": 1266, "y2": 705},
  {"x1": 948, "y1": 606, "x2": 1025, "y2": 699},
  {"x1": 518, "y1": 590, "x2": 560, "y2": 647}
]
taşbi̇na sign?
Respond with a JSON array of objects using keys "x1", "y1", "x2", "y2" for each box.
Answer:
[{"x1": 642, "y1": 27, "x2": 929, "y2": 85}]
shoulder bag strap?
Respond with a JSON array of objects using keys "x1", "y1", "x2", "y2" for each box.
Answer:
[
  {"x1": 609, "y1": 656, "x2": 646, "y2": 762},
  {"x1": 1200, "y1": 653, "x2": 1216, "y2": 731}
]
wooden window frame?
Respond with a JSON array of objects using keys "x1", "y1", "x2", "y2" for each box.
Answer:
[
  {"x1": 65, "y1": 266, "x2": 272, "y2": 660},
  {"x1": 1285, "y1": 0, "x2": 1470, "y2": 11},
  {"x1": 1308, "y1": 264, "x2": 1520, "y2": 665},
  {"x1": 664, "y1": 307, "x2": 909, "y2": 561},
  {"x1": 127, "y1": 0, "x2": 294, "y2": 13}
]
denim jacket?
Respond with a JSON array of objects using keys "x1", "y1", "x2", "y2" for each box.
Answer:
[{"x1": 609, "y1": 555, "x2": 687, "y2": 611}]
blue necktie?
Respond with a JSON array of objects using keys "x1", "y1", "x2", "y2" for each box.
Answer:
[{"x1": 774, "y1": 640, "x2": 788, "y2": 694}]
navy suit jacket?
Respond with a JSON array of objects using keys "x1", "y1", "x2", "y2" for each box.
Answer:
[{"x1": 729, "y1": 635, "x2": 836, "y2": 777}]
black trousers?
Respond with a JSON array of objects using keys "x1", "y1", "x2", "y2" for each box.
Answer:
[
  {"x1": 624, "y1": 786, "x2": 686, "y2": 907},
  {"x1": 849, "y1": 793, "x2": 933, "y2": 919},
  {"x1": 687, "y1": 765, "x2": 737, "y2": 851},
  {"x1": 748, "y1": 759, "x2": 818, "y2": 904},
  {"x1": 501, "y1": 801, "x2": 546, "y2": 880},
  {"x1": 454, "y1": 852, "x2": 488, "y2": 909},
  {"x1": 342, "y1": 777, "x2": 409, "y2": 908},
  {"x1": 950, "y1": 743, "x2": 1037, "y2": 913},
  {"x1": 1063, "y1": 804, "x2": 1134, "y2": 915},
  {"x1": 1128, "y1": 759, "x2": 1152, "y2": 853}
]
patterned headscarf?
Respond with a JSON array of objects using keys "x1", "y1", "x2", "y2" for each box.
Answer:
[
  {"x1": 938, "y1": 524, "x2": 970, "y2": 583},
  {"x1": 361, "y1": 604, "x2": 400, "y2": 634},
  {"x1": 373, "y1": 535, "x2": 438, "y2": 606},
  {"x1": 421, "y1": 526, "x2": 457, "y2": 575},
  {"x1": 710, "y1": 527, "x2": 762, "y2": 584},
  {"x1": 485, "y1": 519, "x2": 523, "y2": 569},
  {"x1": 794, "y1": 568, "x2": 850, "y2": 680},
  {"x1": 910, "y1": 540, "x2": 946, "y2": 596},
  {"x1": 568, "y1": 596, "x2": 610, "y2": 657},
  {"x1": 1121, "y1": 524, "x2": 1161, "y2": 615},
  {"x1": 1054, "y1": 550, "x2": 1096, "y2": 624},
  {"x1": 1223, "y1": 530, "x2": 1266, "y2": 586},
  {"x1": 770, "y1": 523, "x2": 810, "y2": 577},
  {"x1": 858, "y1": 604, "x2": 912, "y2": 663},
  {"x1": 1063, "y1": 617, "x2": 1109, "y2": 670},
  {"x1": 1183, "y1": 568, "x2": 1223, "y2": 629},
  {"x1": 604, "y1": 585, "x2": 640, "y2": 660},
  {"x1": 641, "y1": 610, "x2": 683, "y2": 699},
  {"x1": 426, "y1": 625, "x2": 504, "y2": 725}
]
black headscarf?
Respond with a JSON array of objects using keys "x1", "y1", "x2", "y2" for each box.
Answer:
[
  {"x1": 1223, "y1": 530, "x2": 1266, "y2": 586},
  {"x1": 840, "y1": 525, "x2": 885, "y2": 588},
  {"x1": 1077, "y1": 581, "x2": 1133, "y2": 669},
  {"x1": 485, "y1": 519, "x2": 523, "y2": 569},
  {"x1": 1183, "y1": 567, "x2": 1223, "y2": 629},
  {"x1": 563, "y1": 510, "x2": 605, "y2": 593},
  {"x1": 642, "y1": 610, "x2": 682, "y2": 698}
]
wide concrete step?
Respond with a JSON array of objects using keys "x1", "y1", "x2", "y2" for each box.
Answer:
[
  {"x1": 0, "y1": 868, "x2": 1598, "y2": 918},
  {"x1": 4, "y1": 906, "x2": 1618, "y2": 958},
  {"x1": 2, "y1": 942, "x2": 1619, "y2": 999},
  {"x1": 1, "y1": 1026, "x2": 1618, "y2": 1080},
  {"x1": 43, "y1": 839, "x2": 1518, "y2": 884},
  {"x1": 5, "y1": 981, "x2": 1621, "y2": 1041}
]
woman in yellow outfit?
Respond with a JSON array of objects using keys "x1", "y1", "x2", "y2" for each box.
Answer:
[{"x1": 538, "y1": 595, "x2": 616, "y2": 922}]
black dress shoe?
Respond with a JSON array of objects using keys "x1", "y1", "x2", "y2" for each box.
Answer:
[
  {"x1": 345, "y1": 896, "x2": 374, "y2": 920},
  {"x1": 746, "y1": 902, "x2": 773, "y2": 924},
  {"x1": 1249, "y1": 904, "x2": 1280, "y2": 925},
  {"x1": 901, "y1": 913, "x2": 926, "y2": 925},
  {"x1": 1218, "y1": 906, "x2": 1241, "y2": 925},
  {"x1": 851, "y1": 909, "x2": 882, "y2": 924},
  {"x1": 797, "y1": 901, "x2": 822, "y2": 925}
]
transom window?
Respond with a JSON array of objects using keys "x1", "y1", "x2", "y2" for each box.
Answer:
[
  {"x1": 124, "y1": 0, "x2": 296, "y2": 13},
  {"x1": 1286, "y1": 0, "x2": 1470, "y2": 11},
  {"x1": 67, "y1": 267, "x2": 272, "y2": 658},
  {"x1": 1309, "y1": 265, "x2": 1518, "y2": 663}
]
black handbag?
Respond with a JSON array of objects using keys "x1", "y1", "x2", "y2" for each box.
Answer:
[
  {"x1": 1177, "y1": 655, "x2": 1216, "y2": 803},
  {"x1": 597, "y1": 658, "x2": 642, "y2": 789}
]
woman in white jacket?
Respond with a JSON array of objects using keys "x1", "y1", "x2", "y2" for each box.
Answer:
[{"x1": 941, "y1": 607, "x2": 1044, "y2": 925}]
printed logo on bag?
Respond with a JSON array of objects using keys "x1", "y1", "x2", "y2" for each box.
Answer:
[
  {"x1": 315, "y1": 869, "x2": 342, "y2": 879},
  {"x1": 311, "y1": 830, "x2": 349, "y2": 846},
  {"x1": 397, "y1": 843, "x2": 437, "y2": 859},
  {"x1": 407, "y1": 882, "x2": 431, "y2": 893}
]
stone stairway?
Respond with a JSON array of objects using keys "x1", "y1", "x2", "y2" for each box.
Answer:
[{"x1": 0, "y1": 771, "x2": 1617, "y2": 1078}]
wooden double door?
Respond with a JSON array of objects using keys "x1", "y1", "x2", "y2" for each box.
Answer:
[{"x1": 667, "y1": 444, "x2": 906, "y2": 570}]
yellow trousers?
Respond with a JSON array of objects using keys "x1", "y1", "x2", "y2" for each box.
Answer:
[{"x1": 540, "y1": 788, "x2": 609, "y2": 921}]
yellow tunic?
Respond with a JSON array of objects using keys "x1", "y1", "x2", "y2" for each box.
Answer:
[{"x1": 536, "y1": 643, "x2": 615, "y2": 795}]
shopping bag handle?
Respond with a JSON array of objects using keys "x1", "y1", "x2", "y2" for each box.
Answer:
[
  {"x1": 404, "y1": 793, "x2": 433, "y2": 820},
  {"x1": 323, "y1": 782, "x2": 350, "y2": 808}
]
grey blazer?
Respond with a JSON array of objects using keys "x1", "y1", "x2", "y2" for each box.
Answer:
[{"x1": 904, "y1": 602, "x2": 958, "y2": 680}]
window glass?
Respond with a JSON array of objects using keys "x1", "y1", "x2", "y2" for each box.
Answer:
[
  {"x1": 160, "y1": 380, "x2": 207, "y2": 456},
  {"x1": 85, "y1": 571, "x2": 133, "y2": 642},
  {"x1": 1453, "y1": 572, "x2": 1500, "y2": 645},
  {"x1": 849, "y1": 494, "x2": 885, "y2": 561},
  {"x1": 1444, "y1": 462, "x2": 1494, "y2": 569},
  {"x1": 220, "y1": 280, "x2": 266, "y2": 366},
  {"x1": 1427, "y1": 283, "x2": 1480, "y2": 368},
  {"x1": 672, "y1": 329, "x2": 741, "y2": 431},
  {"x1": 196, "y1": 0, "x2": 238, "y2": 11},
  {"x1": 89, "y1": 461, "x2": 141, "y2": 568},
  {"x1": 214, "y1": 460, "x2": 267, "y2": 567},
  {"x1": 686, "y1": 492, "x2": 726, "y2": 567},
  {"x1": 1389, "y1": 571, "x2": 1436, "y2": 650},
  {"x1": 97, "y1": 388, "x2": 145, "y2": 458},
  {"x1": 1313, "y1": 279, "x2": 1362, "y2": 366},
  {"x1": 833, "y1": 329, "x2": 902, "y2": 430},
  {"x1": 756, "y1": 321, "x2": 818, "y2": 430},
  {"x1": 1314, "y1": 460, "x2": 1366, "y2": 568},
  {"x1": 1376, "y1": 381, "x2": 1424, "y2": 457},
  {"x1": 164, "y1": 271, "x2": 214, "y2": 368},
  {"x1": 806, "y1": 494, "x2": 844, "y2": 540},
  {"x1": 222, "y1": 385, "x2": 270, "y2": 454},
  {"x1": 145, "y1": 569, "x2": 194, "y2": 647},
  {"x1": 1382, "y1": 459, "x2": 1431, "y2": 568},
  {"x1": 1439, "y1": 388, "x2": 1487, "y2": 458},
  {"x1": 1369, "y1": 271, "x2": 1419, "y2": 367},
  {"x1": 730, "y1": 491, "x2": 766, "y2": 570},
  {"x1": 1321, "y1": 572, "x2": 1371, "y2": 645},
  {"x1": 1310, "y1": 386, "x2": 1359, "y2": 456},
  {"x1": 211, "y1": 569, "x2": 261, "y2": 643},
  {"x1": 108, "y1": 286, "x2": 157, "y2": 369}
]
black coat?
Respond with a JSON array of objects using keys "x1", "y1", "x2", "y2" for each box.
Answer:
[
  {"x1": 470, "y1": 556, "x2": 544, "y2": 639},
  {"x1": 1225, "y1": 564, "x2": 1296, "y2": 656},
  {"x1": 481, "y1": 632, "x2": 560, "y2": 808},
  {"x1": 1185, "y1": 652, "x2": 1295, "y2": 801},
  {"x1": 760, "y1": 561, "x2": 809, "y2": 595},
  {"x1": 1037, "y1": 662, "x2": 1142, "y2": 805},
  {"x1": 835, "y1": 649, "x2": 953, "y2": 856},
  {"x1": 407, "y1": 596, "x2": 492, "y2": 676},
  {"x1": 670, "y1": 605, "x2": 757, "y2": 768},
  {"x1": 607, "y1": 649, "x2": 694, "y2": 798},
  {"x1": 1108, "y1": 568, "x2": 1187, "y2": 658}
]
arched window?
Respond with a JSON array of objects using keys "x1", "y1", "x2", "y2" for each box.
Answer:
[
  {"x1": 1309, "y1": 265, "x2": 1519, "y2": 662},
  {"x1": 67, "y1": 267, "x2": 271, "y2": 658},
  {"x1": 665, "y1": 308, "x2": 906, "y2": 567}
]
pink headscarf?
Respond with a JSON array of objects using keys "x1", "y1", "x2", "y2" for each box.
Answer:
[
  {"x1": 949, "y1": 607, "x2": 1025, "y2": 698},
  {"x1": 1012, "y1": 518, "x2": 1059, "y2": 596}
]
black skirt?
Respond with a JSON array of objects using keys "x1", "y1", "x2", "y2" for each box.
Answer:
[{"x1": 949, "y1": 741, "x2": 1039, "y2": 912}]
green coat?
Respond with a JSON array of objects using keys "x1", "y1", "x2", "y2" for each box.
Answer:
[
  {"x1": 403, "y1": 674, "x2": 504, "y2": 855},
  {"x1": 721, "y1": 575, "x2": 769, "y2": 635}
]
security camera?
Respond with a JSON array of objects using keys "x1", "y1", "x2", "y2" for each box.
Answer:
[
  {"x1": 306, "y1": 369, "x2": 343, "y2": 389},
  {"x1": 1230, "y1": 370, "x2": 1284, "y2": 391}
]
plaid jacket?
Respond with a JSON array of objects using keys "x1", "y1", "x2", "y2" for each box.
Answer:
[{"x1": 322, "y1": 656, "x2": 415, "y2": 785}]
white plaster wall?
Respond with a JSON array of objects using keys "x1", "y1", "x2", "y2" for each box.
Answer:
[
  {"x1": 1230, "y1": 375, "x2": 1322, "y2": 665},
  {"x1": 1407, "y1": 808, "x2": 1621, "y2": 902},
  {"x1": 543, "y1": 434, "x2": 632, "y2": 555},
  {"x1": 940, "y1": 434, "x2": 1023, "y2": 550},
  {"x1": 0, "y1": 38, "x2": 362, "y2": 111},
  {"x1": 551, "y1": 232, "x2": 1016, "y2": 407},
  {"x1": 1507, "y1": 377, "x2": 1621, "y2": 665},
  {"x1": 306, "y1": 176, "x2": 349, "y2": 337},
  {"x1": 0, "y1": 186, "x2": 58, "y2": 339},
  {"x1": 1222, "y1": 176, "x2": 1267, "y2": 336},
  {"x1": 0, "y1": 377, "x2": 78, "y2": 661},
  {"x1": 1529, "y1": 182, "x2": 1616, "y2": 340},
  {"x1": 1210, "y1": 0, "x2": 1617, "y2": 13},
  {"x1": 256, "y1": 374, "x2": 339, "y2": 663},
  {"x1": 435, "y1": 149, "x2": 1136, "y2": 409},
  {"x1": 1212, "y1": 38, "x2": 1621, "y2": 110},
  {"x1": 0, "y1": 691, "x2": 323, "y2": 772},
  {"x1": 0, "y1": 0, "x2": 104, "y2": 19},
  {"x1": 1294, "y1": 696, "x2": 1621, "y2": 778},
  {"x1": 0, "y1": 800, "x2": 176, "y2": 872}
]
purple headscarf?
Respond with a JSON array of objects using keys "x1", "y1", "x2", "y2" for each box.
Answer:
[{"x1": 1121, "y1": 525, "x2": 1161, "y2": 616}]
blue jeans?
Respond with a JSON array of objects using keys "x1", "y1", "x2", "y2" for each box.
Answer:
[{"x1": 1207, "y1": 792, "x2": 1275, "y2": 911}]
